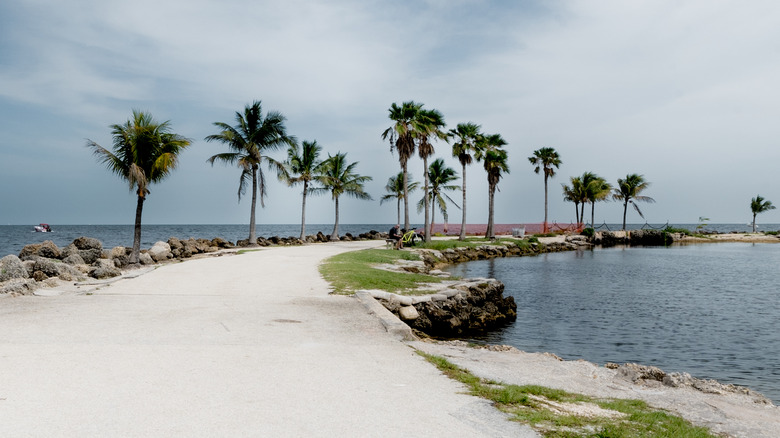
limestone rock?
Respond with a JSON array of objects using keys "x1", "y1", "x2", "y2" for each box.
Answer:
[
  {"x1": 139, "y1": 252, "x2": 155, "y2": 265},
  {"x1": 73, "y1": 236, "x2": 103, "y2": 251},
  {"x1": 1, "y1": 278, "x2": 38, "y2": 295},
  {"x1": 62, "y1": 253, "x2": 86, "y2": 265},
  {"x1": 90, "y1": 259, "x2": 121, "y2": 279},
  {"x1": 148, "y1": 241, "x2": 173, "y2": 262},
  {"x1": 0, "y1": 255, "x2": 29, "y2": 282},
  {"x1": 398, "y1": 305, "x2": 419, "y2": 321}
]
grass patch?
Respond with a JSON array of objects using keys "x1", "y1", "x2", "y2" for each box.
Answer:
[
  {"x1": 417, "y1": 351, "x2": 717, "y2": 438},
  {"x1": 319, "y1": 249, "x2": 441, "y2": 295},
  {"x1": 236, "y1": 249, "x2": 263, "y2": 255}
]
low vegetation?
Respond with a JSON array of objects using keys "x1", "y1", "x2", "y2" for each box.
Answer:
[
  {"x1": 418, "y1": 351, "x2": 717, "y2": 438},
  {"x1": 414, "y1": 237, "x2": 528, "y2": 251},
  {"x1": 319, "y1": 249, "x2": 440, "y2": 295}
]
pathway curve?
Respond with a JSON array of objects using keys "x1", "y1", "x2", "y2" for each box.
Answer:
[{"x1": 0, "y1": 241, "x2": 536, "y2": 437}]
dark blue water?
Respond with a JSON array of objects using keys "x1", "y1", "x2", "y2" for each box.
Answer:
[
  {"x1": 0, "y1": 224, "x2": 399, "y2": 258},
  {"x1": 444, "y1": 244, "x2": 780, "y2": 403}
]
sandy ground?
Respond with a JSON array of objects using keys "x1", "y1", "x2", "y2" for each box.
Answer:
[
  {"x1": 2, "y1": 238, "x2": 779, "y2": 437},
  {"x1": 0, "y1": 241, "x2": 536, "y2": 438}
]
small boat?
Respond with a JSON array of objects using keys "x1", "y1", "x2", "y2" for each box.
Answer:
[{"x1": 34, "y1": 223, "x2": 52, "y2": 232}]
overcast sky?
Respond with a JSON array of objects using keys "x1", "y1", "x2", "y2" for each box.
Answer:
[{"x1": 2, "y1": 0, "x2": 779, "y2": 227}]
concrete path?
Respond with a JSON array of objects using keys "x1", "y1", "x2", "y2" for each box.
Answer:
[{"x1": 0, "y1": 241, "x2": 536, "y2": 437}]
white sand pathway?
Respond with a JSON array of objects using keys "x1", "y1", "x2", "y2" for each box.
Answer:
[{"x1": 0, "y1": 241, "x2": 536, "y2": 437}]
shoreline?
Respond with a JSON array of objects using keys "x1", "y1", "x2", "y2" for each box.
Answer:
[{"x1": 2, "y1": 235, "x2": 780, "y2": 436}]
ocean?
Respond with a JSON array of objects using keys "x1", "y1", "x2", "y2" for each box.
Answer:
[
  {"x1": 443, "y1": 243, "x2": 780, "y2": 404},
  {"x1": 0, "y1": 224, "x2": 401, "y2": 258}
]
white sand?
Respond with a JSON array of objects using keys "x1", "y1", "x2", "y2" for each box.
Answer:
[{"x1": 0, "y1": 241, "x2": 535, "y2": 437}]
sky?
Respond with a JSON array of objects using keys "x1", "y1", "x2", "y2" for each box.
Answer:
[{"x1": 2, "y1": 0, "x2": 780, "y2": 227}]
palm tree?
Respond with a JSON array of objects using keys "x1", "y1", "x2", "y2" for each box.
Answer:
[
  {"x1": 87, "y1": 110, "x2": 191, "y2": 263},
  {"x1": 283, "y1": 140, "x2": 326, "y2": 240},
  {"x1": 477, "y1": 134, "x2": 509, "y2": 239},
  {"x1": 416, "y1": 158, "x2": 459, "y2": 233},
  {"x1": 381, "y1": 101, "x2": 422, "y2": 231},
  {"x1": 583, "y1": 173, "x2": 612, "y2": 227},
  {"x1": 562, "y1": 176, "x2": 585, "y2": 224},
  {"x1": 750, "y1": 195, "x2": 776, "y2": 232},
  {"x1": 380, "y1": 172, "x2": 420, "y2": 226},
  {"x1": 317, "y1": 152, "x2": 373, "y2": 240},
  {"x1": 612, "y1": 174, "x2": 655, "y2": 230},
  {"x1": 413, "y1": 108, "x2": 447, "y2": 243},
  {"x1": 528, "y1": 147, "x2": 562, "y2": 232},
  {"x1": 449, "y1": 122, "x2": 483, "y2": 240},
  {"x1": 206, "y1": 101, "x2": 295, "y2": 245}
]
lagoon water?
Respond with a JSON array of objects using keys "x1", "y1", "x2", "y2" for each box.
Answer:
[{"x1": 444, "y1": 243, "x2": 780, "y2": 404}]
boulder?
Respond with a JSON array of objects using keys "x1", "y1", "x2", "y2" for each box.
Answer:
[
  {"x1": 0, "y1": 255, "x2": 29, "y2": 282},
  {"x1": 398, "y1": 305, "x2": 419, "y2": 321},
  {"x1": 1, "y1": 278, "x2": 37, "y2": 295},
  {"x1": 148, "y1": 241, "x2": 173, "y2": 262},
  {"x1": 90, "y1": 259, "x2": 121, "y2": 279},
  {"x1": 62, "y1": 253, "x2": 86, "y2": 266},
  {"x1": 37, "y1": 240, "x2": 62, "y2": 259},
  {"x1": 73, "y1": 236, "x2": 103, "y2": 251},
  {"x1": 33, "y1": 258, "x2": 82, "y2": 280},
  {"x1": 78, "y1": 248, "x2": 103, "y2": 265},
  {"x1": 139, "y1": 252, "x2": 155, "y2": 265}
]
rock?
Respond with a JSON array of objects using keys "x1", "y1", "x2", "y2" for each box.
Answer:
[
  {"x1": 616, "y1": 363, "x2": 666, "y2": 383},
  {"x1": 90, "y1": 259, "x2": 121, "y2": 279},
  {"x1": 1, "y1": 278, "x2": 38, "y2": 295},
  {"x1": 33, "y1": 258, "x2": 61, "y2": 278},
  {"x1": 138, "y1": 252, "x2": 155, "y2": 265},
  {"x1": 60, "y1": 243, "x2": 80, "y2": 259},
  {"x1": 37, "y1": 240, "x2": 62, "y2": 259},
  {"x1": 62, "y1": 253, "x2": 86, "y2": 265},
  {"x1": 0, "y1": 255, "x2": 29, "y2": 281},
  {"x1": 398, "y1": 305, "x2": 419, "y2": 321},
  {"x1": 107, "y1": 246, "x2": 127, "y2": 259},
  {"x1": 33, "y1": 270, "x2": 49, "y2": 281},
  {"x1": 148, "y1": 241, "x2": 173, "y2": 262},
  {"x1": 73, "y1": 236, "x2": 103, "y2": 251},
  {"x1": 78, "y1": 248, "x2": 103, "y2": 265}
]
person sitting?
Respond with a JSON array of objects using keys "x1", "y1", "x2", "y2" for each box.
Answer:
[{"x1": 389, "y1": 224, "x2": 403, "y2": 249}]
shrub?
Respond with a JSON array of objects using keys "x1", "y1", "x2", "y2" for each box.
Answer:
[{"x1": 581, "y1": 227, "x2": 595, "y2": 238}]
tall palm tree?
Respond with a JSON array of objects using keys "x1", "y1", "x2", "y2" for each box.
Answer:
[
  {"x1": 477, "y1": 134, "x2": 509, "y2": 239},
  {"x1": 562, "y1": 176, "x2": 585, "y2": 224},
  {"x1": 87, "y1": 110, "x2": 191, "y2": 263},
  {"x1": 528, "y1": 147, "x2": 562, "y2": 232},
  {"x1": 283, "y1": 140, "x2": 326, "y2": 240},
  {"x1": 413, "y1": 108, "x2": 447, "y2": 243},
  {"x1": 381, "y1": 101, "x2": 422, "y2": 231},
  {"x1": 612, "y1": 174, "x2": 655, "y2": 230},
  {"x1": 380, "y1": 172, "x2": 420, "y2": 226},
  {"x1": 583, "y1": 173, "x2": 612, "y2": 227},
  {"x1": 317, "y1": 152, "x2": 373, "y2": 240},
  {"x1": 449, "y1": 122, "x2": 483, "y2": 240},
  {"x1": 206, "y1": 101, "x2": 295, "y2": 245},
  {"x1": 750, "y1": 194, "x2": 776, "y2": 232},
  {"x1": 416, "y1": 158, "x2": 459, "y2": 233}
]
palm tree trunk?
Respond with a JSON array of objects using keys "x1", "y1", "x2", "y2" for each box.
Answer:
[
  {"x1": 431, "y1": 194, "x2": 436, "y2": 236},
  {"x1": 460, "y1": 164, "x2": 467, "y2": 241},
  {"x1": 396, "y1": 198, "x2": 401, "y2": 226},
  {"x1": 130, "y1": 194, "x2": 144, "y2": 264},
  {"x1": 486, "y1": 185, "x2": 495, "y2": 239},
  {"x1": 402, "y1": 163, "x2": 410, "y2": 231},
  {"x1": 574, "y1": 202, "x2": 579, "y2": 225},
  {"x1": 249, "y1": 166, "x2": 258, "y2": 245},
  {"x1": 543, "y1": 175, "x2": 549, "y2": 233},
  {"x1": 622, "y1": 200, "x2": 628, "y2": 230},
  {"x1": 591, "y1": 202, "x2": 595, "y2": 228},
  {"x1": 423, "y1": 156, "x2": 431, "y2": 243},
  {"x1": 753, "y1": 213, "x2": 757, "y2": 233},
  {"x1": 299, "y1": 180, "x2": 308, "y2": 240},
  {"x1": 331, "y1": 196, "x2": 340, "y2": 240}
]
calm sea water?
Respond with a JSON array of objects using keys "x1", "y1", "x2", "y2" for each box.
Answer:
[
  {"x1": 444, "y1": 243, "x2": 780, "y2": 404},
  {"x1": 0, "y1": 224, "x2": 400, "y2": 258}
]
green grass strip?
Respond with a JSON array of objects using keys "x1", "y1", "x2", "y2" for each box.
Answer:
[
  {"x1": 319, "y1": 249, "x2": 442, "y2": 295},
  {"x1": 417, "y1": 351, "x2": 717, "y2": 438}
]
